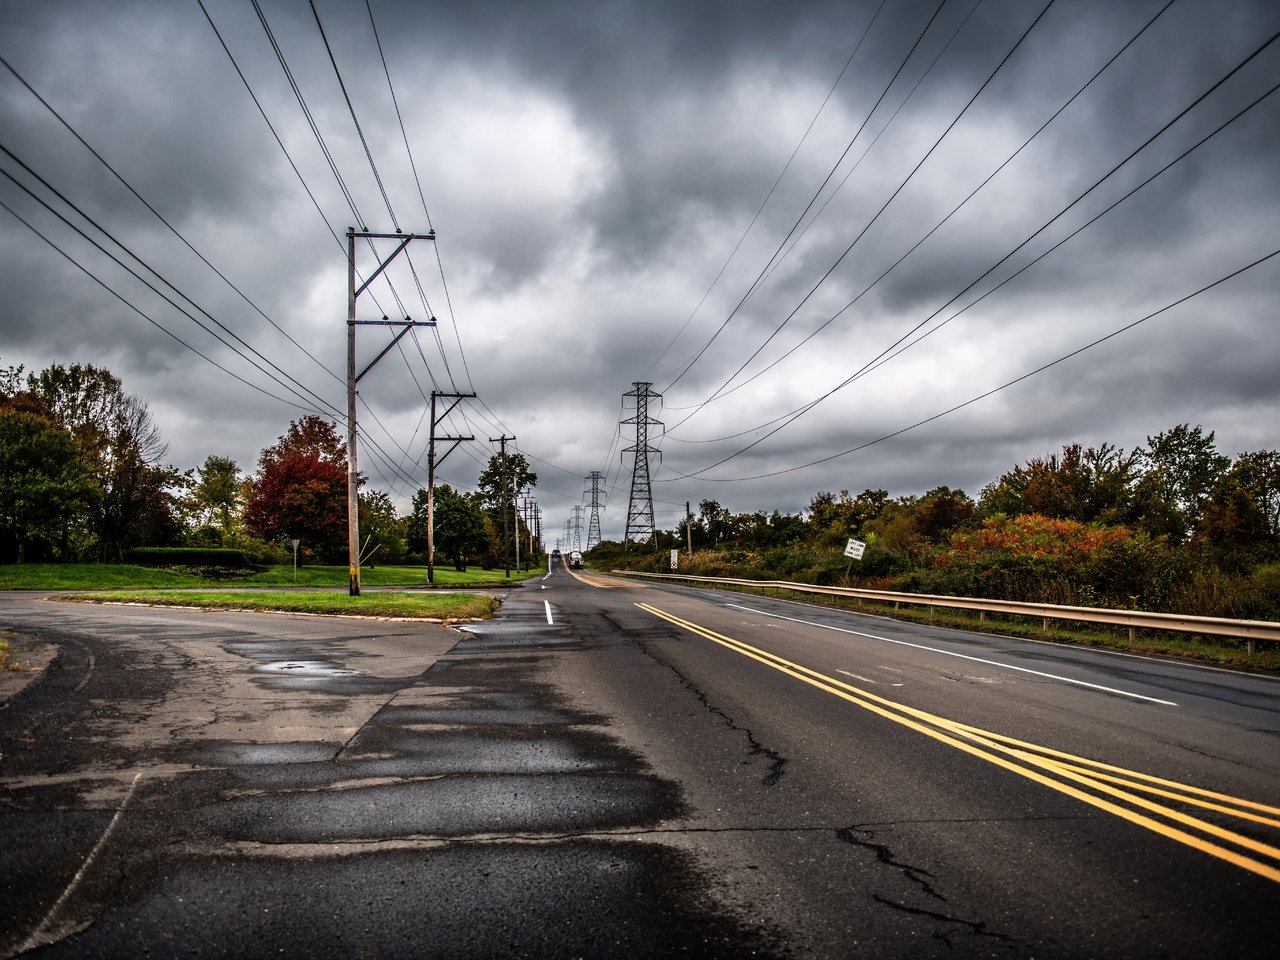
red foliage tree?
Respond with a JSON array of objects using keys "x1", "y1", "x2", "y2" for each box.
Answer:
[{"x1": 243, "y1": 417, "x2": 352, "y2": 563}]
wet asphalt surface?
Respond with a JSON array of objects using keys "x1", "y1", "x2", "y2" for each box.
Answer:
[
  {"x1": 4, "y1": 568, "x2": 1279, "y2": 959},
  {"x1": 0, "y1": 584, "x2": 783, "y2": 959}
]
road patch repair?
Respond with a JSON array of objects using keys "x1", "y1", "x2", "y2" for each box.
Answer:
[{"x1": 0, "y1": 599, "x2": 780, "y2": 957}]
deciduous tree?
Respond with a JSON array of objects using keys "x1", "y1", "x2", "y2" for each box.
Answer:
[
  {"x1": 243, "y1": 416, "x2": 351, "y2": 563},
  {"x1": 0, "y1": 409, "x2": 98, "y2": 562},
  {"x1": 408, "y1": 484, "x2": 488, "y2": 571}
]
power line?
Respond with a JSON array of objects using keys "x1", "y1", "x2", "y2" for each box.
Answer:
[
  {"x1": 309, "y1": 0, "x2": 399, "y2": 231},
  {"x1": 0, "y1": 197, "x2": 319, "y2": 415},
  {"x1": 638, "y1": 0, "x2": 890, "y2": 383},
  {"x1": 0, "y1": 156, "x2": 344, "y2": 419},
  {"x1": 665, "y1": 0, "x2": 1179, "y2": 436},
  {"x1": 683, "y1": 248, "x2": 1280, "y2": 483},
  {"x1": 662, "y1": 24, "x2": 1280, "y2": 477},
  {"x1": 0, "y1": 52, "x2": 345, "y2": 390},
  {"x1": 657, "y1": 0, "x2": 951, "y2": 393},
  {"x1": 666, "y1": 0, "x2": 1056, "y2": 431}
]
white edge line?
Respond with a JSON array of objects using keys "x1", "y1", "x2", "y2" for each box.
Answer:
[
  {"x1": 544, "y1": 600, "x2": 554, "y2": 625},
  {"x1": 725, "y1": 603, "x2": 1178, "y2": 706},
  {"x1": 18, "y1": 771, "x2": 144, "y2": 952},
  {"x1": 726, "y1": 589, "x2": 1279, "y2": 682}
]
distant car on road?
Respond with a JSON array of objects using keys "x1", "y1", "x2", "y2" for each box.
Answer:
[
  {"x1": 551, "y1": 549, "x2": 560, "y2": 557},
  {"x1": 569, "y1": 551, "x2": 583, "y2": 569}
]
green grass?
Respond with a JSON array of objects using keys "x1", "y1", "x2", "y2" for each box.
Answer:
[
  {"x1": 55, "y1": 590, "x2": 498, "y2": 621},
  {"x1": 0, "y1": 562, "x2": 545, "y2": 591}
]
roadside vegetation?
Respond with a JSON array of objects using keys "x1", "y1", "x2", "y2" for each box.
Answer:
[
  {"x1": 2, "y1": 360, "x2": 544, "y2": 591},
  {"x1": 597, "y1": 426, "x2": 1280, "y2": 668}
]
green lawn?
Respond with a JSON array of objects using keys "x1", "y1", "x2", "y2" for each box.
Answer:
[
  {"x1": 54, "y1": 590, "x2": 498, "y2": 621},
  {"x1": 0, "y1": 562, "x2": 546, "y2": 591}
]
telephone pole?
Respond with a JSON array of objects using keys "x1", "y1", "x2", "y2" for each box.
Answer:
[
  {"x1": 586, "y1": 471, "x2": 604, "y2": 551},
  {"x1": 347, "y1": 227, "x2": 436, "y2": 596},
  {"x1": 490, "y1": 435, "x2": 515, "y2": 578},
  {"x1": 622, "y1": 382, "x2": 662, "y2": 550},
  {"x1": 427, "y1": 391, "x2": 474, "y2": 583}
]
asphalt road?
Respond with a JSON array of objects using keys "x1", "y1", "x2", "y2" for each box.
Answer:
[{"x1": 2, "y1": 563, "x2": 1278, "y2": 958}]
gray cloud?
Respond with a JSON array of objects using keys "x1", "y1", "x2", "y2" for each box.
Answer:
[{"x1": 1, "y1": 0, "x2": 1277, "y2": 543}]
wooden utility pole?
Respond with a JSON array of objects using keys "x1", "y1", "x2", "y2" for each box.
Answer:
[
  {"x1": 427, "y1": 391, "x2": 474, "y2": 583},
  {"x1": 490, "y1": 435, "x2": 515, "y2": 578},
  {"x1": 346, "y1": 226, "x2": 435, "y2": 596}
]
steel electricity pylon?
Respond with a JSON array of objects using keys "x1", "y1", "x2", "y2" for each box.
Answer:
[
  {"x1": 622, "y1": 381, "x2": 662, "y2": 550},
  {"x1": 585, "y1": 471, "x2": 604, "y2": 550}
]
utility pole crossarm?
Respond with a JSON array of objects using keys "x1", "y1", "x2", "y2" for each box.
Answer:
[
  {"x1": 355, "y1": 319, "x2": 435, "y2": 384},
  {"x1": 351, "y1": 229, "x2": 436, "y2": 298}
]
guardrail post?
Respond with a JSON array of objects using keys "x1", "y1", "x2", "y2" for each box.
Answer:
[{"x1": 1248, "y1": 639, "x2": 1257, "y2": 657}]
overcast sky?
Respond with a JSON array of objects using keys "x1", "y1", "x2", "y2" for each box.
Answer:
[{"x1": 2, "y1": 0, "x2": 1277, "y2": 544}]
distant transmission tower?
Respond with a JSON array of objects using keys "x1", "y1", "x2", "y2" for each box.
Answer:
[
  {"x1": 622, "y1": 382, "x2": 662, "y2": 550},
  {"x1": 586, "y1": 471, "x2": 604, "y2": 550},
  {"x1": 570, "y1": 506, "x2": 585, "y2": 552}
]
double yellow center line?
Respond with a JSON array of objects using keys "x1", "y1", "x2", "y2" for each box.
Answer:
[{"x1": 636, "y1": 602, "x2": 1280, "y2": 884}]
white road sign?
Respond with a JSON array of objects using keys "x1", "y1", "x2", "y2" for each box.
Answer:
[{"x1": 844, "y1": 538, "x2": 866, "y2": 560}]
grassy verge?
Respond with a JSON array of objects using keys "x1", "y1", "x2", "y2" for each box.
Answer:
[
  {"x1": 1, "y1": 562, "x2": 546, "y2": 591},
  {"x1": 54, "y1": 590, "x2": 498, "y2": 621}
]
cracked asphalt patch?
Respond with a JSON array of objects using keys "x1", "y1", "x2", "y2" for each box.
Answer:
[{"x1": 1, "y1": 601, "x2": 784, "y2": 958}]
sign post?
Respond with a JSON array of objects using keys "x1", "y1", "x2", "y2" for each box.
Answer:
[
  {"x1": 291, "y1": 539, "x2": 301, "y2": 583},
  {"x1": 670, "y1": 549, "x2": 679, "y2": 571},
  {"x1": 844, "y1": 537, "x2": 866, "y2": 580}
]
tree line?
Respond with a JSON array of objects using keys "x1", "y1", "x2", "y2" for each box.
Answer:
[
  {"x1": 601, "y1": 424, "x2": 1280, "y2": 621},
  {"x1": 0, "y1": 361, "x2": 536, "y2": 570},
  {"x1": 4, "y1": 359, "x2": 1276, "y2": 620}
]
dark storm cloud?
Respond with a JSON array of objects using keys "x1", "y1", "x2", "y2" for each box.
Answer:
[{"x1": 1, "y1": 0, "x2": 1277, "y2": 541}]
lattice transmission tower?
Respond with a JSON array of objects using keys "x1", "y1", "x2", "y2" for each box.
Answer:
[
  {"x1": 622, "y1": 382, "x2": 662, "y2": 550},
  {"x1": 585, "y1": 471, "x2": 604, "y2": 550}
]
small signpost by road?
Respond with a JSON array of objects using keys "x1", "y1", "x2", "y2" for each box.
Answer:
[
  {"x1": 291, "y1": 539, "x2": 301, "y2": 583},
  {"x1": 670, "y1": 549, "x2": 679, "y2": 571},
  {"x1": 844, "y1": 537, "x2": 866, "y2": 580}
]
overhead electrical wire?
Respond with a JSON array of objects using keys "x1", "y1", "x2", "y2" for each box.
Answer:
[
  {"x1": 0, "y1": 52, "x2": 345, "y2": 390},
  {"x1": 638, "y1": 0, "x2": 891, "y2": 384},
  {"x1": 661, "y1": 22, "x2": 1280, "y2": 479},
  {"x1": 665, "y1": 0, "x2": 1057, "y2": 433},
  {"x1": 309, "y1": 0, "x2": 398, "y2": 231},
  {"x1": 656, "y1": 0, "x2": 951, "y2": 393},
  {"x1": 660, "y1": 0, "x2": 986, "y2": 415},
  {"x1": 686, "y1": 247, "x2": 1280, "y2": 483},
  {"x1": 0, "y1": 156, "x2": 344, "y2": 420},
  {"x1": 0, "y1": 197, "x2": 318, "y2": 415},
  {"x1": 364, "y1": 0, "x2": 472, "y2": 395},
  {"x1": 664, "y1": 0, "x2": 1179, "y2": 440}
]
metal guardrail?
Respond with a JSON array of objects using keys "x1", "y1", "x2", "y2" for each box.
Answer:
[{"x1": 612, "y1": 570, "x2": 1280, "y2": 653}]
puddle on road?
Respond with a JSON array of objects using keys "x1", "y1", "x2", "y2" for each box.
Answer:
[
  {"x1": 253, "y1": 660, "x2": 361, "y2": 678},
  {"x1": 459, "y1": 621, "x2": 565, "y2": 636},
  {"x1": 191, "y1": 741, "x2": 338, "y2": 766}
]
